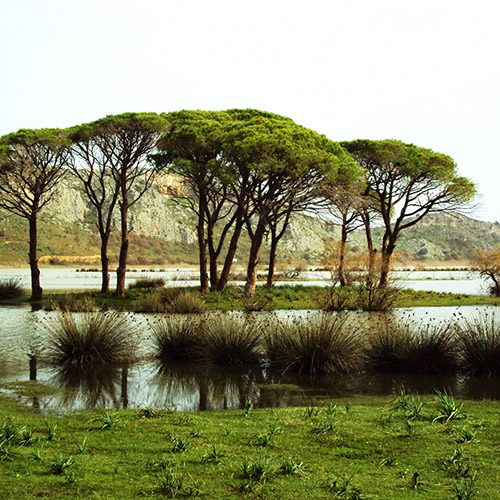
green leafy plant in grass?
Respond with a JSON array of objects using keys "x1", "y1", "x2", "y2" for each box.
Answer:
[
  {"x1": 0, "y1": 419, "x2": 19, "y2": 442},
  {"x1": 51, "y1": 455, "x2": 74, "y2": 474},
  {"x1": 323, "y1": 403, "x2": 337, "y2": 417},
  {"x1": 304, "y1": 406, "x2": 320, "y2": 419},
  {"x1": 139, "y1": 407, "x2": 159, "y2": 418},
  {"x1": 325, "y1": 474, "x2": 364, "y2": 499},
  {"x1": 266, "y1": 313, "x2": 364, "y2": 375},
  {"x1": 31, "y1": 443, "x2": 44, "y2": 461},
  {"x1": 279, "y1": 458, "x2": 304, "y2": 475},
  {"x1": 89, "y1": 410, "x2": 118, "y2": 430},
  {"x1": 240, "y1": 458, "x2": 269, "y2": 482},
  {"x1": 45, "y1": 421, "x2": 57, "y2": 441},
  {"x1": 244, "y1": 398, "x2": 253, "y2": 417},
  {"x1": 409, "y1": 472, "x2": 425, "y2": 491},
  {"x1": 310, "y1": 420, "x2": 335, "y2": 435},
  {"x1": 75, "y1": 435, "x2": 88, "y2": 454},
  {"x1": 365, "y1": 316, "x2": 457, "y2": 373},
  {"x1": 444, "y1": 446, "x2": 475, "y2": 479},
  {"x1": 43, "y1": 311, "x2": 136, "y2": 368},
  {"x1": 455, "y1": 429, "x2": 475, "y2": 444},
  {"x1": 0, "y1": 277, "x2": 24, "y2": 299},
  {"x1": 18, "y1": 426, "x2": 37, "y2": 446},
  {"x1": 453, "y1": 478, "x2": 477, "y2": 500},
  {"x1": 454, "y1": 311, "x2": 500, "y2": 375},
  {"x1": 390, "y1": 387, "x2": 424, "y2": 419},
  {"x1": 170, "y1": 436, "x2": 190, "y2": 453},
  {"x1": 0, "y1": 440, "x2": 19, "y2": 462},
  {"x1": 379, "y1": 455, "x2": 396, "y2": 467},
  {"x1": 193, "y1": 314, "x2": 263, "y2": 366},
  {"x1": 433, "y1": 391, "x2": 466, "y2": 423},
  {"x1": 201, "y1": 444, "x2": 225, "y2": 464}
]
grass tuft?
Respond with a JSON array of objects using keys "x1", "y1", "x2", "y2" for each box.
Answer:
[
  {"x1": 42, "y1": 311, "x2": 136, "y2": 368},
  {"x1": 0, "y1": 278, "x2": 24, "y2": 300},
  {"x1": 128, "y1": 277, "x2": 165, "y2": 289},
  {"x1": 265, "y1": 313, "x2": 363, "y2": 375},
  {"x1": 365, "y1": 316, "x2": 457, "y2": 373},
  {"x1": 454, "y1": 311, "x2": 500, "y2": 375}
]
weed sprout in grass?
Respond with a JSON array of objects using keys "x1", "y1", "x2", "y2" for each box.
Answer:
[
  {"x1": 201, "y1": 444, "x2": 225, "y2": 464},
  {"x1": 279, "y1": 458, "x2": 304, "y2": 476},
  {"x1": 433, "y1": 391, "x2": 466, "y2": 423},
  {"x1": 51, "y1": 455, "x2": 74, "y2": 474},
  {"x1": 453, "y1": 478, "x2": 477, "y2": 500},
  {"x1": 45, "y1": 422, "x2": 57, "y2": 441}
]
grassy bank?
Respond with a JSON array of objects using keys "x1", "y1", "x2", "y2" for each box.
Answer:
[
  {"x1": 4, "y1": 285, "x2": 500, "y2": 310},
  {"x1": 0, "y1": 393, "x2": 499, "y2": 499}
]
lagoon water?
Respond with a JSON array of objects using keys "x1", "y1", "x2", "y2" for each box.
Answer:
[
  {"x1": 0, "y1": 304, "x2": 499, "y2": 414},
  {"x1": 0, "y1": 267, "x2": 489, "y2": 295}
]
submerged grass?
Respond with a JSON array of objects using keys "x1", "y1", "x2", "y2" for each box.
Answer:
[{"x1": 0, "y1": 394, "x2": 499, "y2": 499}]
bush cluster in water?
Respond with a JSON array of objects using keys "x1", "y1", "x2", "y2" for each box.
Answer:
[{"x1": 40, "y1": 310, "x2": 500, "y2": 376}]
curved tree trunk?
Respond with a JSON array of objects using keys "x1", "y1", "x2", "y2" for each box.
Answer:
[
  {"x1": 217, "y1": 213, "x2": 244, "y2": 291},
  {"x1": 266, "y1": 230, "x2": 279, "y2": 288},
  {"x1": 244, "y1": 221, "x2": 266, "y2": 297},
  {"x1": 28, "y1": 215, "x2": 42, "y2": 301}
]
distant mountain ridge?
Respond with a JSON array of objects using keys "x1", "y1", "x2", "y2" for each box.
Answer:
[{"x1": 0, "y1": 175, "x2": 498, "y2": 266}]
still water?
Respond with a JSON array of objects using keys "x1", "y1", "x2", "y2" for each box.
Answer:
[
  {"x1": 0, "y1": 267, "x2": 488, "y2": 295},
  {"x1": 0, "y1": 305, "x2": 499, "y2": 414}
]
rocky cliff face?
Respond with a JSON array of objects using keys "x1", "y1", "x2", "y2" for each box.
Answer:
[{"x1": 0, "y1": 174, "x2": 497, "y2": 266}]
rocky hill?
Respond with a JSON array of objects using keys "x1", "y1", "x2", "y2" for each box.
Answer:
[{"x1": 0, "y1": 175, "x2": 497, "y2": 267}]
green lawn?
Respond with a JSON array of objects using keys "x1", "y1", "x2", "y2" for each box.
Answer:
[{"x1": 0, "y1": 392, "x2": 499, "y2": 499}]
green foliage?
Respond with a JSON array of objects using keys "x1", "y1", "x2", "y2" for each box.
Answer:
[
  {"x1": 433, "y1": 391, "x2": 466, "y2": 423},
  {"x1": 43, "y1": 294, "x2": 97, "y2": 312},
  {"x1": 51, "y1": 455, "x2": 74, "y2": 474}
]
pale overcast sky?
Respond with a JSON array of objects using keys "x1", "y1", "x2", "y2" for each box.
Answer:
[{"x1": 1, "y1": 0, "x2": 499, "y2": 222}]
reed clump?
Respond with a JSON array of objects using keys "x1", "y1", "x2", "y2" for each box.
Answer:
[
  {"x1": 43, "y1": 311, "x2": 137, "y2": 367},
  {"x1": 194, "y1": 314, "x2": 263, "y2": 366},
  {"x1": 0, "y1": 278, "x2": 24, "y2": 300},
  {"x1": 454, "y1": 311, "x2": 500, "y2": 375},
  {"x1": 265, "y1": 313, "x2": 364, "y2": 375},
  {"x1": 149, "y1": 316, "x2": 200, "y2": 361},
  {"x1": 364, "y1": 316, "x2": 457, "y2": 373},
  {"x1": 128, "y1": 277, "x2": 166, "y2": 289},
  {"x1": 133, "y1": 288, "x2": 205, "y2": 313},
  {"x1": 43, "y1": 294, "x2": 97, "y2": 312}
]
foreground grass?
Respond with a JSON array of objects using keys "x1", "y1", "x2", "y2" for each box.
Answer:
[
  {"x1": 1, "y1": 394, "x2": 499, "y2": 499},
  {"x1": 7, "y1": 285, "x2": 500, "y2": 310}
]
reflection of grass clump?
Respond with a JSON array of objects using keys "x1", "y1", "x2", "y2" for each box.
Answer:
[
  {"x1": 43, "y1": 312, "x2": 136, "y2": 368},
  {"x1": 265, "y1": 313, "x2": 363, "y2": 375}
]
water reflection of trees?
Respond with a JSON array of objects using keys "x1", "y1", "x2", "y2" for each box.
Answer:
[
  {"x1": 49, "y1": 364, "x2": 126, "y2": 409},
  {"x1": 152, "y1": 362, "x2": 263, "y2": 411}
]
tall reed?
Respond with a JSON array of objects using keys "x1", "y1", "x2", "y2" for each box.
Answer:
[
  {"x1": 454, "y1": 311, "x2": 500, "y2": 375},
  {"x1": 43, "y1": 311, "x2": 136, "y2": 367},
  {"x1": 265, "y1": 313, "x2": 364, "y2": 375}
]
